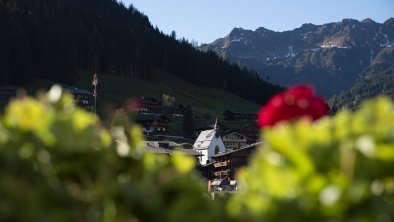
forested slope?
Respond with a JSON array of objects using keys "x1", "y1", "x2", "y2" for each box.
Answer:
[
  {"x1": 329, "y1": 69, "x2": 394, "y2": 110},
  {"x1": 0, "y1": 0, "x2": 282, "y2": 104}
]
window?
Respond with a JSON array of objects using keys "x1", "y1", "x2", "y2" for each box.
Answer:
[{"x1": 215, "y1": 145, "x2": 220, "y2": 154}]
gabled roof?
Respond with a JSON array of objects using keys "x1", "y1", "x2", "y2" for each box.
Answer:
[
  {"x1": 135, "y1": 114, "x2": 169, "y2": 122},
  {"x1": 222, "y1": 132, "x2": 252, "y2": 140},
  {"x1": 177, "y1": 149, "x2": 203, "y2": 156},
  {"x1": 211, "y1": 142, "x2": 264, "y2": 158},
  {"x1": 143, "y1": 145, "x2": 172, "y2": 154},
  {"x1": 193, "y1": 129, "x2": 218, "y2": 150},
  {"x1": 223, "y1": 110, "x2": 257, "y2": 115},
  {"x1": 63, "y1": 87, "x2": 92, "y2": 95}
]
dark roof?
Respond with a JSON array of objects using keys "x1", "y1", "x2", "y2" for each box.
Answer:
[
  {"x1": 223, "y1": 132, "x2": 252, "y2": 140},
  {"x1": 211, "y1": 142, "x2": 264, "y2": 158},
  {"x1": 178, "y1": 149, "x2": 203, "y2": 156},
  {"x1": 63, "y1": 87, "x2": 92, "y2": 95},
  {"x1": 140, "y1": 97, "x2": 161, "y2": 103},
  {"x1": 223, "y1": 110, "x2": 257, "y2": 115},
  {"x1": 142, "y1": 145, "x2": 172, "y2": 154},
  {"x1": 142, "y1": 141, "x2": 202, "y2": 156},
  {"x1": 136, "y1": 114, "x2": 168, "y2": 122}
]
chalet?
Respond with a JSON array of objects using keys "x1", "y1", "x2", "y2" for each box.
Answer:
[
  {"x1": 223, "y1": 110, "x2": 257, "y2": 121},
  {"x1": 209, "y1": 178, "x2": 237, "y2": 192},
  {"x1": 171, "y1": 105, "x2": 185, "y2": 118},
  {"x1": 144, "y1": 140, "x2": 179, "y2": 149},
  {"x1": 142, "y1": 140, "x2": 203, "y2": 161},
  {"x1": 209, "y1": 142, "x2": 262, "y2": 180},
  {"x1": 137, "y1": 97, "x2": 186, "y2": 119},
  {"x1": 222, "y1": 132, "x2": 251, "y2": 150},
  {"x1": 235, "y1": 125, "x2": 260, "y2": 143},
  {"x1": 142, "y1": 144, "x2": 172, "y2": 155},
  {"x1": 177, "y1": 143, "x2": 193, "y2": 150},
  {"x1": 137, "y1": 97, "x2": 162, "y2": 115},
  {"x1": 193, "y1": 123, "x2": 226, "y2": 165},
  {"x1": 135, "y1": 114, "x2": 169, "y2": 136},
  {"x1": 63, "y1": 87, "x2": 93, "y2": 111}
]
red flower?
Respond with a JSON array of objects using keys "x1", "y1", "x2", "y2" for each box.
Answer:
[{"x1": 258, "y1": 85, "x2": 327, "y2": 128}]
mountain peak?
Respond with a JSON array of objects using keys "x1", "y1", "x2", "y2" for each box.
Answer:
[
  {"x1": 231, "y1": 27, "x2": 246, "y2": 32},
  {"x1": 341, "y1": 18, "x2": 359, "y2": 24},
  {"x1": 384, "y1": 17, "x2": 394, "y2": 26},
  {"x1": 296, "y1": 23, "x2": 317, "y2": 32},
  {"x1": 255, "y1": 27, "x2": 273, "y2": 33},
  {"x1": 361, "y1": 18, "x2": 376, "y2": 24},
  {"x1": 203, "y1": 18, "x2": 394, "y2": 98}
]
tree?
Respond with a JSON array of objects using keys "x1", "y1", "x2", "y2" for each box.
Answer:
[
  {"x1": 182, "y1": 105, "x2": 194, "y2": 137},
  {"x1": 162, "y1": 94, "x2": 175, "y2": 107},
  {"x1": 170, "y1": 30, "x2": 176, "y2": 40}
]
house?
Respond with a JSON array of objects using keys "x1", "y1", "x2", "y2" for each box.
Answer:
[
  {"x1": 135, "y1": 114, "x2": 169, "y2": 136},
  {"x1": 210, "y1": 142, "x2": 262, "y2": 180},
  {"x1": 171, "y1": 105, "x2": 185, "y2": 118},
  {"x1": 142, "y1": 140, "x2": 203, "y2": 162},
  {"x1": 223, "y1": 110, "x2": 257, "y2": 121},
  {"x1": 222, "y1": 132, "x2": 251, "y2": 150},
  {"x1": 142, "y1": 144, "x2": 172, "y2": 155},
  {"x1": 235, "y1": 125, "x2": 260, "y2": 143},
  {"x1": 137, "y1": 97, "x2": 185, "y2": 119},
  {"x1": 193, "y1": 123, "x2": 226, "y2": 165},
  {"x1": 63, "y1": 87, "x2": 93, "y2": 111},
  {"x1": 209, "y1": 178, "x2": 238, "y2": 193},
  {"x1": 137, "y1": 97, "x2": 162, "y2": 115}
]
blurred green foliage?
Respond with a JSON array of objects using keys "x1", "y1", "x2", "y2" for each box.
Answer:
[
  {"x1": 0, "y1": 86, "x2": 226, "y2": 222},
  {"x1": 231, "y1": 97, "x2": 394, "y2": 221},
  {"x1": 0, "y1": 86, "x2": 393, "y2": 221}
]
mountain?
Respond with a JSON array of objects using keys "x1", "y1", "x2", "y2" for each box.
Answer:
[
  {"x1": 201, "y1": 18, "x2": 394, "y2": 98},
  {"x1": 329, "y1": 69, "x2": 394, "y2": 110},
  {"x1": 0, "y1": 0, "x2": 282, "y2": 105}
]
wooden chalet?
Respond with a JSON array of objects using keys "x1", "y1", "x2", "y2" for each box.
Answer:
[
  {"x1": 137, "y1": 97, "x2": 162, "y2": 115},
  {"x1": 223, "y1": 110, "x2": 257, "y2": 121},
  {"x1": 222, "y1": 132, "x2": 252, "y2": 150},
  {"x1": 143, "y1": 140, "x2": 203, "y2": 162},
  {"x1": 209, "y1": 142, "x2": 263, "y2": 180},
  {"x1": 135, "y1": 114, "x2": 169, "y2": 136},
  {"x1": 171, "y1": 105, "x2": 185, "y2": 118},
  {"x1": 63, "y1": 87, "x2": 93, "y2": 111},
  {"x1": 235, "y1": 125, "x2": 260, "y2": 142}
]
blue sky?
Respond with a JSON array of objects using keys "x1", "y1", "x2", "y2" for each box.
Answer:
[{"x1": 124, "y1": 0, "x2": 393, "y2": 44}]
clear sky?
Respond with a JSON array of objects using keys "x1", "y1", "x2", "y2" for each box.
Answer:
[{"x1": 124, "y1": 0, "x2": 393, "y2": 44}]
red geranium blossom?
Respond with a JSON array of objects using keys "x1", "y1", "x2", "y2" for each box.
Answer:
[{"x1": 258, "y1": 85, "x2": 327, "y2": 128}]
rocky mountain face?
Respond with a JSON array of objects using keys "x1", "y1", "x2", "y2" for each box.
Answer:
[{"x1": 201, "y1": 18, "x2": 394, "y2": 98}]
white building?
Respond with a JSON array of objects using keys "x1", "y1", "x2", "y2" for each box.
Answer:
[{"x1": 193, "y1": 123, "x2": 225, "y2": 165}]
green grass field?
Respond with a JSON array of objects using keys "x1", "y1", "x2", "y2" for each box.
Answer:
[
  {"x1": 18, "y1": 70, "x2": 262, "y2": 136},
  {"x1": 76, "y1": 70, "x2": 261, "y2": 119}
]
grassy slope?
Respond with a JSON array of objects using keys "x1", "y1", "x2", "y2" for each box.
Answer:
[
  {"x1": 76, "y1": 70, "x2": 261, "y2": 118},
  {"x1": 20, "y1": 70, "x2": 262, "y2": 136}
]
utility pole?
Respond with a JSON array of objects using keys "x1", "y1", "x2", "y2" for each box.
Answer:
[{"x1": 92, "y1": 73, "x2": 98, "y2": 115}]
